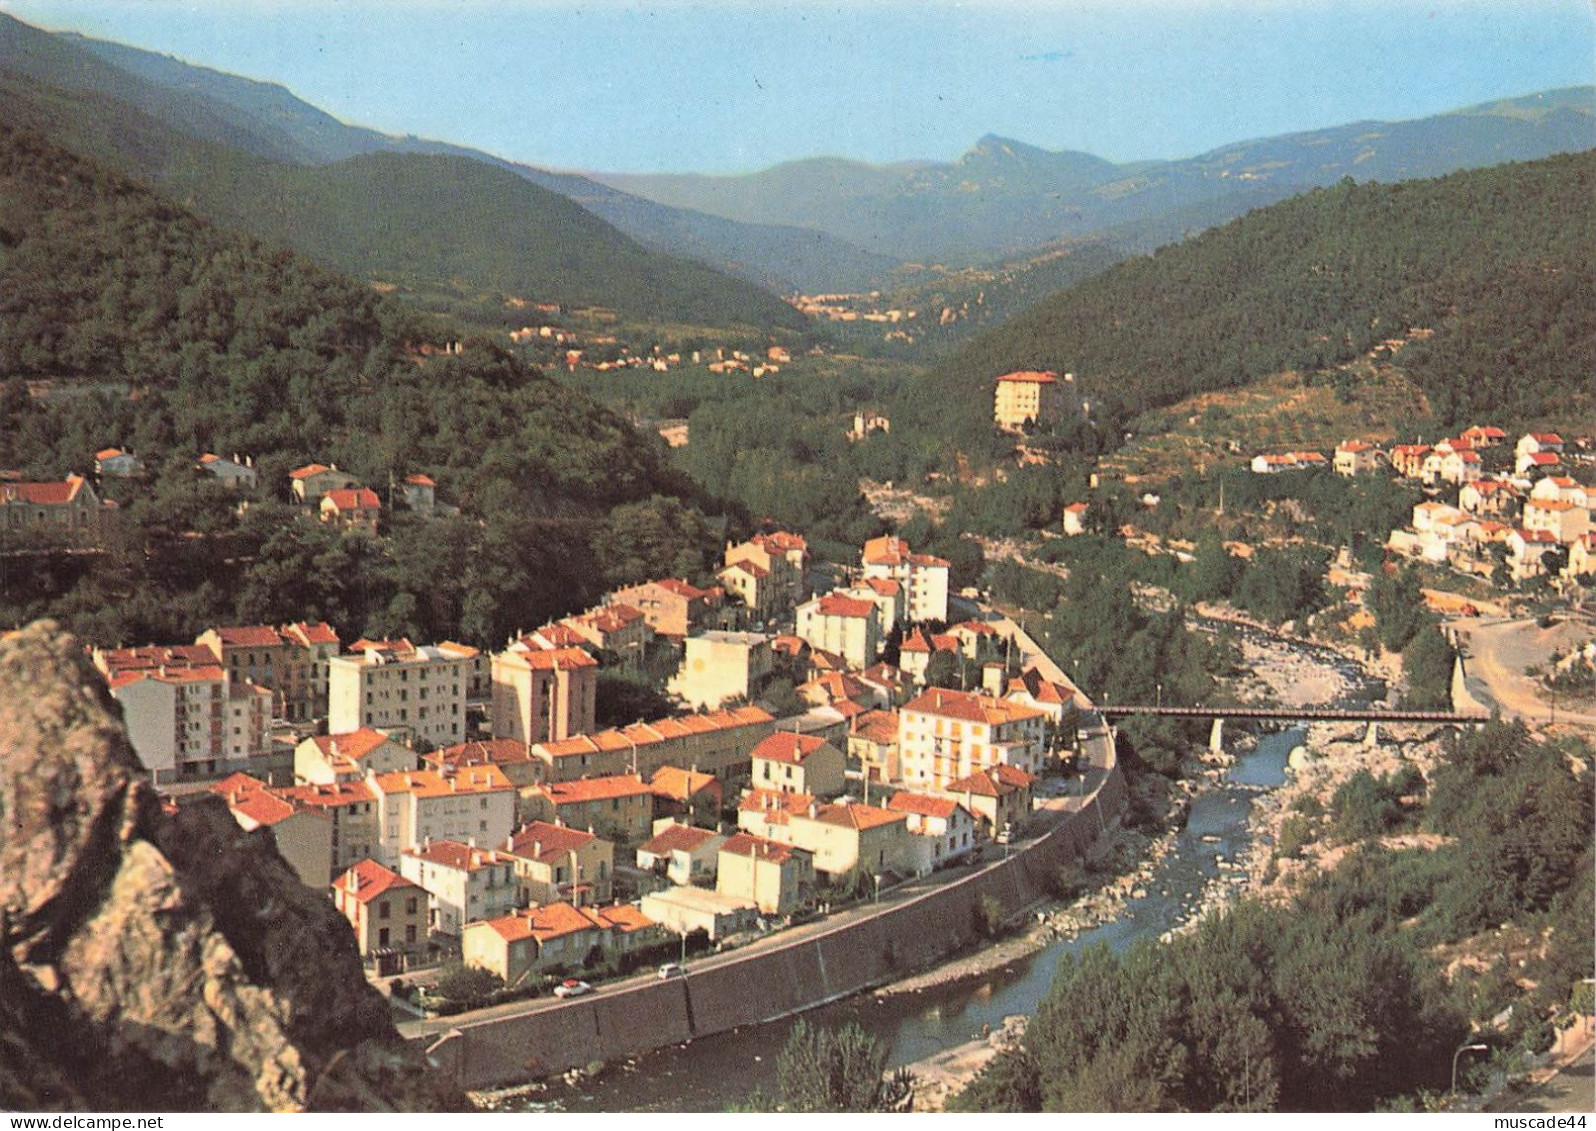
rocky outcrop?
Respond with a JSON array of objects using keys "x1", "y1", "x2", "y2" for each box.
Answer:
[{"x1": 0, "y1": 621, "x2": 467, "y2": 1112}]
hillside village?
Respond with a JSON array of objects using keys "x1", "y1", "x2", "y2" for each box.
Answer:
[
  {"x1": 10, "y1": 382, "x2": 1586, "y2": 1013},
  {"x1": 11, "y1": 452, "x2": 1089, "y2": 1001}
]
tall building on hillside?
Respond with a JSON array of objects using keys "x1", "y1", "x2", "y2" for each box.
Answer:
[{"x1": 994, "y1": 370, "x2": 1074, "y2": 432}]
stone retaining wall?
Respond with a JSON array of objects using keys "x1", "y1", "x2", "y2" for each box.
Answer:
[{"x1": 426, "y1": 757, "x2": 1126, "y2": 1090}]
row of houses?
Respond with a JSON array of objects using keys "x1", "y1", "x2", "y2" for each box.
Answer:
[
  {"x1": 1252, "y1": 429, "x2": 1583, "y2": 487},
  {"x1": 1390, "y1": 472, "x2": 1594, "y2": 583}
]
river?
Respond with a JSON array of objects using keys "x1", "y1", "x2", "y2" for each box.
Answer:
[{"x1": 537, "y1": 723, "x2": 1309, "y2": 1112}]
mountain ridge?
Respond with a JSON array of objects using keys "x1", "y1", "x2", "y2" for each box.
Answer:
[{"x1": 594, "y1": 87, "x2": 1596, "y2": 264}]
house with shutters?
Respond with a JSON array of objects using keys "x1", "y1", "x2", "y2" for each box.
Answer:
[
  {"x1": 501, "y1": 820, "x2": 614, "y2": 906},
  {"x1": 331, "y1": 859, "x2": 428, "y2": 973}
]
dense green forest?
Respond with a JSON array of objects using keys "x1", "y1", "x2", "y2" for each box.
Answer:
[
  {"x1": 0, "y1": 121, "x2": 726, "y2": 646},
  {"x1": 920, "y1": 151, "x2": 1596, "y2": 453},
  {"x1": 953, "y1": 721, "x2": 1593, "y2": 1112}
]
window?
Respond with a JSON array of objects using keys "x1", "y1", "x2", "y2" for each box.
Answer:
[
  {"x1": 378, "y1": 927, "x2": 390, "y2": 947},
  {"x1": 406, "y1": 896, "x2": 418, "y2": 914},
  {"x1": 379, "y1": 901, "x2": 391, "y2": 920},
  {"x1": 405, "y1": 924, "x2": 417, "y2": 944}
]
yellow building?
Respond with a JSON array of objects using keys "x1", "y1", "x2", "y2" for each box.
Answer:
[
  {"x1": 523, "y1": 775, "x2": 655, "y2": 844},
  {"x1": 784, "y1": 801, "x2": 914, "y2": 881},
  {"x1": 502, "y1": 820, "x2": 614, "y2": 905},
  {"x1": 898, "y1": 687, "x2": 1047, "y2": 791},
  {"x1": 716, "y1": 832, "x2": 814, "y2": 916},
  {"x1": 994, "y1": 370, "x2": 1071, "y2": 432}
]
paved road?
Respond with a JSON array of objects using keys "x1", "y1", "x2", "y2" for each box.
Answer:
[
  {"x1": 1485, "y1": 1036, "x2": 1595, "y2": 1114},
  {"x1": 1452, "y1": 617, "x2": 1596, "y2": 727}
]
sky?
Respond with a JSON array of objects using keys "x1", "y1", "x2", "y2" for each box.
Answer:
[{"x1": 2, "y1": 0, "x2": 1593, "y2": 174}]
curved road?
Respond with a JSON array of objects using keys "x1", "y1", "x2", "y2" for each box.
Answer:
[{"x1": 1451, "y1": 616, "x2": 1596, "y2": 727}]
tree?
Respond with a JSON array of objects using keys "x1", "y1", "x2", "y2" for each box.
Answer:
[
  {"x1": 766, "y1": 1020, "x2": 914, "y2": 1112},
  {"x1": 948, "y1": 1048, "x2": 1041, "y2": 1111}
]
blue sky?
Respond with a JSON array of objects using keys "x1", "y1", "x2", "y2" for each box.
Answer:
[{"x1": 3, "y1": 0, "x2": 1593, "y2": 173}]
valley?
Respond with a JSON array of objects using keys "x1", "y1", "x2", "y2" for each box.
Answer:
[{"x1": 0, "y1": 3, "x2": 1592, "y2": 1118}]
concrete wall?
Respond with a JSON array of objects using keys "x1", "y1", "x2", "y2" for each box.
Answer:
[{"x1": 425, "y1": 756, "x2": 1127, "y2": 1090}]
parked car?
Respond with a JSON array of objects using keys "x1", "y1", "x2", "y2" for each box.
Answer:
[
  {"x1": 657, "y1": 962, "x2": 684, "y2": 979},
  {"x1": 553, "y1": 979, "x2": 592, "y2": 998}
]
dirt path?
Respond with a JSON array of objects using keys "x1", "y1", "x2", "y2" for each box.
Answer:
[{"x1": 1453, "y1": 617, "x2": 1596, "y2": 727}]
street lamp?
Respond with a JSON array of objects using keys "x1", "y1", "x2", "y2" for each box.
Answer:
[
  {"x1": 1451, "y1": 1041, "x2": 1488, "y2": 1095},
  {"x1": 1156, "y1": 682, "x2": 1163, "y2": 709},
  {"x1": 872, "y1": 873, "x2": 882, "y2": 903}
]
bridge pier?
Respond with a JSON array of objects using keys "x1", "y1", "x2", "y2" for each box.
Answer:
[
  {"x1": 1364, "y1": 720, "x2": 1379, "y2": 748},
  {"x1": 1209, "y1": 717, "x2": 1225, "y2": 753}
]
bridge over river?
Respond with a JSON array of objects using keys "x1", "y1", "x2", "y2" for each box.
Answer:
[{"x1": 1093, "y1": 704, "x2": 1490, "y2": 750}]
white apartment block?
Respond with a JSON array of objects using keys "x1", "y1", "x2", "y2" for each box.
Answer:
[
  {"x1": 795, "y1": 593, "x2": 881, "y2": 670},
  {"x1": 861, "y1": 535, "x2": 950, "y2": 624},
  {"x1": 399, "y1": 840, "x2": 520, "y2": 936},
  {"x1": 103, "y1": 656, "x2": 272, "y2": 783},
  {"x1": 328, "y1": 639, "x2": 468, "y2": 749},
  {"x1": 369, "y1": 766, "x2": 517, "y2": 864}
]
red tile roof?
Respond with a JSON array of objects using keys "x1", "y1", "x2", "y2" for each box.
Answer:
[
  {"x1": 281, "y1": 780, "x2": 377, "y2": 810},
  {"x1": 640, "y1": 823, "x2": 721, "y2": 855},
  {"x1": 738, "y1": 788, "x2": 814, "y2": 824},
  {"x1": 324, "y1": 487, "x2": 381, "y2": 511},
  {"x1": 648, "y1": 765, "x2": 720, "y2": 801},
  {"x1": 538, "y1": 775, "x2": 651, "y2": 806},
  {"x1": 281, "y1": 621, "x2": 340, "y2": 646},
  {"x1": 505, "y1": 644, "x2": 598, "y2": 670},
  {"x1": 887, "y1": 791, "x2": 961, "y2": 820},
  {"x1": 2, "y1": 476, "x2": 88, "y2": 506},
  {"x1": 720, "y1": 831, "x2": 806, "y2": 864},
  {"x1": 802, "y1": 802, "x2": 908, "y2": 832},
  {"x1": 428, "y1": 739, "x2": 533, "y2": 770},
  {"x1": 308, "y1": 728, "x2": 400, "y2": 764},
  {"x1": 588, "y1": 903, "x2": 656, "y2": 934},
  {"x1": 944, "y1": 764, "x2": 1037, "y2": 797},
  {"x1": 504, "y1": 820, "x2": 598, "y2": 863},
  {"x1": 402, "y1": 840, "x2": 510, "y2": 871},
  {"x1": 750, "y1": 732, "x2": 831, "y2": 765},
  {"x1": 290, "y1": 463, "x2": 334, "y2": 479},
  {"x1": 334, "y1": 859, "x2": 416, "y2": 904},
  {"x1": 904, "y1": 687, "x2": 1045, "y2": 727},
  {"x1": 209, "y1": 625, "x2": 286, "y2": 648},
  {"x1": 995, "y1": 370, "x2": 1059, "y2": 384},
  {"x1": 722, "y1": 559, "x2": 770, "y2": 579},
  {"x1": 754, "y1": 531, "x2": 808, "y2": 553},
  {"x1": 482, "y1": 901, "x2": 599, "y2": 944},
  {"x1": 850, "y1": 709, "x2": 899, "y2": 746},
  {"x1": 814, "y1": 593, "x2": 876, "y2": 619}
]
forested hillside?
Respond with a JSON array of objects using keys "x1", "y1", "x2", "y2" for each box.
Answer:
[
  {"x1": 0, "y1": 121, "x2": 720, "y2": 646},
  {"x1": 0, "y1": 49, "x2": 805, "y2": 332},
  {"x1": 919, "y1": 151, "x2": 1596, "y2": 448}
]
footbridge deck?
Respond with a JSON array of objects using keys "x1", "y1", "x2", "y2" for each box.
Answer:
[{"x1": 1096, "y1": 706, "x2": 1489, "y2": 723}]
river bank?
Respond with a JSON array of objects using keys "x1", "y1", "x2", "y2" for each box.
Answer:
[{"x1": 897, "y1": 623, "x2": 1389, "y2": 1110}]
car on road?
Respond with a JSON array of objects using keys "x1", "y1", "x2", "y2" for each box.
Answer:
[
  {"x1": 552, "y1": 979, "x2": 592, "y2": 998},
  {"x1": 657, "y1": 962, "x2": 684, "y2": 979}
]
